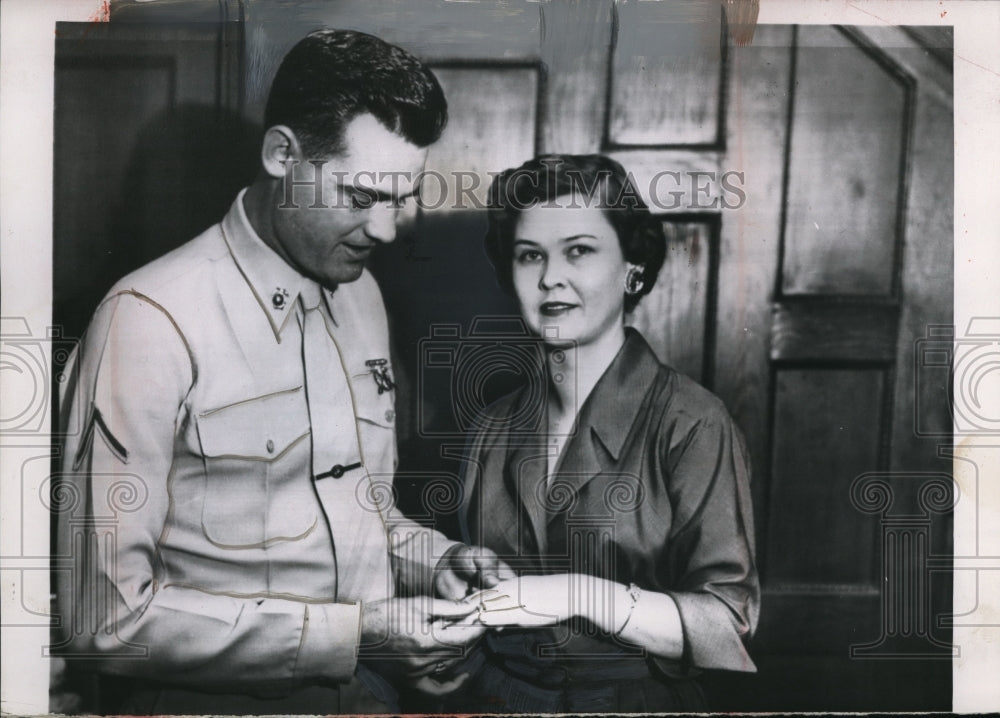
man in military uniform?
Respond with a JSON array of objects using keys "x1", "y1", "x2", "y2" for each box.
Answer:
[{"x1": 56, "y1": 29, "x2": 504, "y2": 714}]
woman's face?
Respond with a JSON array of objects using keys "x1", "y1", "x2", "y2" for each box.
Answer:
[{"x1": 511, "y1": 199, "x2": 629, "y2": 349}]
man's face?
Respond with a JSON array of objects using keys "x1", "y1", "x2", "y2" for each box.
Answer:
[{"x1": 272, "y1": 113, "x2": 428, "y2": 288}]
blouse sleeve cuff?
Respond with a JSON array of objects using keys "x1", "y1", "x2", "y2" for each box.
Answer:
[{"x1": 664, "y1": 591, "x2": 757, "y2": 674}]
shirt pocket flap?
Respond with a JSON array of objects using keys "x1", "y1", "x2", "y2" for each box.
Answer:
[{"x1": 197, "y1": 387, "x2": 309, "y2": 460}]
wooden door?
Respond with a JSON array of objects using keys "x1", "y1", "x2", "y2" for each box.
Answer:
[
  {"x1": 603, "y1": 17, "x2": 954, "y2": 711},
  {"x1": 696, "y1": 24, "x2": 955, "y2": 711}
]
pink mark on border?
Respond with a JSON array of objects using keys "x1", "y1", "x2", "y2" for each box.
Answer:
[{"x1": 88, "y1": 0, "x2": 110, "y2": 22}]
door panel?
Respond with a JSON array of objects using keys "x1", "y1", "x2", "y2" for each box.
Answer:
[
  {"x1": 421, "y1": 64, "x2": 541, "y2": 210},
  {"x1": 768, "y1": 367, "x2": 884, "y2": 585},
  {"x1": 783, "y1": 27, "x2": 909, "y2": 297},
  {"x1": 607, "y1": 0, "x2": 724, "y2": 147},
  {"x1": 771, "y1": 303, "x2": 901, "y2": 362},
  {"x1": 630, "y1": 218, "x2": 718, "y2": 385}
]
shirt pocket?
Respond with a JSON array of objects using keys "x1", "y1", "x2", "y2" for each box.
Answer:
[
  {"x1": 349, "y1": 363, "x2": 397, "y2": 481},
  {"x1": 350, "y1": 363, "x2": 396, "y2": 429},
  {"x1": 195, "y1": 386, "x2": 315, "y2": 549}
]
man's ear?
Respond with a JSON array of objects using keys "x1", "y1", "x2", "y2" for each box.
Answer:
[{"x1": 260, "y1": 125, "x2": 302, "y2": 179}]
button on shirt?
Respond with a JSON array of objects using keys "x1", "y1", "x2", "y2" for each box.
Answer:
[{"x1": 56, "y1": 190, "x2": 455, "y2": 699}]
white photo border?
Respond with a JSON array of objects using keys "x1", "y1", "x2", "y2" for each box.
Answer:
[{"x1": 2, "y1": 0, "x2": 998, "y2": 713}]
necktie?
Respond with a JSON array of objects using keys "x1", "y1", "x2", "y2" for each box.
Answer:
[{"x1": 298, "y1": 284, "x2": 392, "y2": 601}]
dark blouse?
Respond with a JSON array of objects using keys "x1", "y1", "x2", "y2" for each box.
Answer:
[{"x1": 459, "y1": 329, "x2": 759, "y2": 676}]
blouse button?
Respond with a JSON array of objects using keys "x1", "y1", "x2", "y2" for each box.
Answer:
[{"x1": 266, "y1": 439, "x2": 275, "y2": 454}]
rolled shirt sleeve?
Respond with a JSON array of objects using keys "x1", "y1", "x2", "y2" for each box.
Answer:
[{"x1": 660, "y1": 405, "x2": 759, "y2": 674}]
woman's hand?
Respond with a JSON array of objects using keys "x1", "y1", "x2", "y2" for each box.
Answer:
[
  {"x1": 471, "y1": 574, "x2": 581, "y2": 627},
  {"x1": 465, "y1": 574, "x2": 685, "y2": 661}
]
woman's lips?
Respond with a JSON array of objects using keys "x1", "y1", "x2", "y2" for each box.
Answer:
[{"x1": 540, "y1": 302, "x2": 577, "y2": 317}]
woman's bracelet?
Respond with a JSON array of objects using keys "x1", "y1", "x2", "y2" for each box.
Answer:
[{"x1": 614, "y1": 582, "x2": 642, "y2": 637}]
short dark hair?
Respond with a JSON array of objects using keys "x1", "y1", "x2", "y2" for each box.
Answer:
[
  {"x1": 484, "y1": 154, "x2": 666, "y2": 312},
  {"x1": 264, "y1": 29, "x2": 447, "y2": 158}
]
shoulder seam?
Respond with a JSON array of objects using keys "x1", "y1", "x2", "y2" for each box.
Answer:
[{"x1": 109, "y1": 288, "x2": 199, "y2": 386}]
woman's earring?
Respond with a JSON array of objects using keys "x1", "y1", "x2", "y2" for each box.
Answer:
[{"x1": 625, "y1": 266, "x2": 645, "y2": 296}]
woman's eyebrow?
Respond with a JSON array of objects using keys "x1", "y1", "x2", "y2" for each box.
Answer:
[{"x1": 513, "y1": 234, "x2": 597, "y2": 246}]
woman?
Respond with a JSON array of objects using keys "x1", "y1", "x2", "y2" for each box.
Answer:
[{"x1": 435, "y1": 154, "x2": 759, "y2": 713}]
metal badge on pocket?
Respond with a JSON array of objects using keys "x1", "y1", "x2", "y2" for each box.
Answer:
[{"x1": 365, "y1": 358, "x2": 395, "y2": 395}]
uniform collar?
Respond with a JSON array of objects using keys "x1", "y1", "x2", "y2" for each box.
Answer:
[
  {"x1": 573, "y1": 328, "x2": 664, "y2": 461},
  {"x1": 220, "y1": 188, "x2": 330, "y2": 339}
]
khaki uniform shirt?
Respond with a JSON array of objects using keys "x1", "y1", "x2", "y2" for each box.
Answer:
[{"x1": 56, "y1": 191, "x2": 455, "y2": 711}]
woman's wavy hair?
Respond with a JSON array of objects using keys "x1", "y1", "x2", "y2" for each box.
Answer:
[{"x1": 484, "y1": 154, "x2": 665, "y2": 312}]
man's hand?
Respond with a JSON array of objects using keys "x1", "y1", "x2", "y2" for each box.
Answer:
[
  {"x1": 434, "y1": 544, "x2": 516, "y2": 600},
  {"x1": 358, "y1": 596, "x2": 483, "y2": 681}
]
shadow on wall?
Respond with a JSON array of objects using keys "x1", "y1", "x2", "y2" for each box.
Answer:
[
  {"x1": 55, "y1": 103, "x2": 260, "y2": 341},
  {"x1": 370, "y1": 208, "x2": 521, "y2": 535}
]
